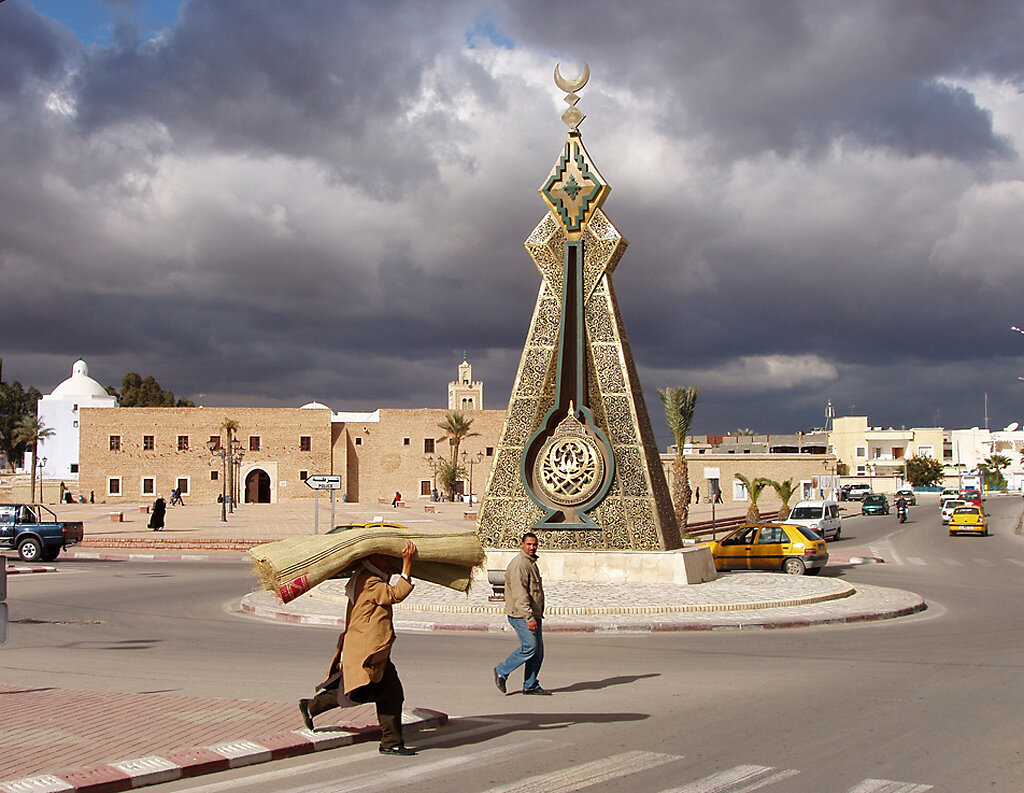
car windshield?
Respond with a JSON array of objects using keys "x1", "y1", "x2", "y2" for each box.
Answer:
[
  {"x1": 795, "y1": 527, "x2": 823, "y2": 542},
  {"x1": 788, "y1": 507, "x2": 820, "y2": 520}
]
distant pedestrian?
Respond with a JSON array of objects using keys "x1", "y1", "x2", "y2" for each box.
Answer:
[
  {"x1": 148, "y1": 495, "x2": 166, "y2": 531},
  {"x1": 694, "y1": 487, "x2": 699, "y2": 504},
  {"x1": 59, "y1": 482, "x2": 66, "y2": 501},
  {"x1": 89, "y1": 491, "x2": 94, "y2": 504},
  {"x1": 391, "y1": 491, "x2": 401, "y2": 508},
  {"x1": 494, "y1": 532, "x2": 549, "y2": 696},
  {"x1": 169, "y1": 488, "x2": 184, "y2": 506}
]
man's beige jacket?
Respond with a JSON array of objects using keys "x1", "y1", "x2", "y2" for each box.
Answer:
[{"x1": 504, "y1": 550, "x2": 544, "y2": 621}]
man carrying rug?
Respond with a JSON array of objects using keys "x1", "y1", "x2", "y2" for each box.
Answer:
[{"x1": 299, "y1": 540, "x2": 419, "y2": 755}]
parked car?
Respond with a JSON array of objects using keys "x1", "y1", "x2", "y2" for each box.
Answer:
[
  {"x1": 894, "y1": 488, "x2": 916, "y2": 506},
  {"x1": 941, "y1": 499, "x2": 966, "y2": 524},
  {"x1": 961, "y1": 489, "x2": 983, "y2": 506},
  {"x1": 785, "y1": 499, "x2": 842, "y2": 541},
  {"x1": 861, "y1": 494, "x2": 890, "y2": 515},
  {"x1": 0, "y1": 503, "x2": 84, "y2": 562},
  {"x1": 841, "y1": 483, "x2": 873, "y2": 501},
  {"x1": 703, "y1": 523, "x2": 828, "y2": 576},
  {"x1": 949, "y1": 505, "x2": 988, "y2": 536}
]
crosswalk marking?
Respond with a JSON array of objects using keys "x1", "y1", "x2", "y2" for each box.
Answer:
[
  {"x1": 939, "y1": 558, "x2": 962, "y2": 566},
  {"x1": 479, "y1": 750, "x2": 678, "y2": 793},
  {"x1": 846, "y1": 778, "x2": 932, "y2": 792},
  {"x1": 907, "y1": 557, "x2": 926, "y2": 566},
  {"x1": 973, "y1": 558, "x2": 993, "y2": 567},
  {"x1": 1008, "y1": 559, "x2": 1024, "y2": 567},
  {"x1": 661, "y1": 764, "x2": 799, "y2": 793}
]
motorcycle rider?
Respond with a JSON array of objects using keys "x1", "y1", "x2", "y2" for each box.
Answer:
[{"x1": 895, "y1": 493, "x2": 909, "y2": 521}]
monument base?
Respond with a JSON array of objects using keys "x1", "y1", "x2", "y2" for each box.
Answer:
[{"x1": 483, "y1": 546, "x2": 716, "y2": 586}]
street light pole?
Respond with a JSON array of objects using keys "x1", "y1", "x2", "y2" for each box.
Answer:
[
  {"x1": 207, "y1": 439, "x2": 228, "y2": 522},
  {"x1": 38, "y1": 456, "x2": 47, "y2": 503},
  {"x1": 462, "y1": 451, "x2": 484, "y2": 504}
]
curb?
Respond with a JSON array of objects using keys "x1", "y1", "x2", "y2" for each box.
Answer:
[
  {"x1": 0, "y1": 708, "x2": 447, "y2": 793},
  {"x1": 64, "y1": 551, "x2": 248, "y2": 563},
  {"x1": 4, "y1": 565, "x2": 56, "y2": 575},
  {"x1": 240, "y1": 589, "x2": 927, "y2": 634}
]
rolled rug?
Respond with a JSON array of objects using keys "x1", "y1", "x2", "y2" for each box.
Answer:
[{"x1": 249, "y1": 524, "x2": 486, "y2": 602}]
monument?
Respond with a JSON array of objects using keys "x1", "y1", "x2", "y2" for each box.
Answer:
[{"x1": 477, "y1": 64, "x2": 681, "y2": 552}]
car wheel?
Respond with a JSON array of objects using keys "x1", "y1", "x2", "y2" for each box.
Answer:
[
  {"x1": 17, "y1": 537, "x2": 43, "y2": 562},
  {"x1": 40, "y1": 547, "x2": 60, "y2": 562},
  {"x1": 782, "y1": 557, "x2": 806, "y2": 576}
]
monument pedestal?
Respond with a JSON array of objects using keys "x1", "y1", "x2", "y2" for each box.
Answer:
[{"x1": 484, "y1": 546, "x2": 716, "y2": 586}]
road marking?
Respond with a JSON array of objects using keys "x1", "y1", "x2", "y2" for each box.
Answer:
[
  {"x1": 973, "y1": 558, "x2": 993, "y2": 567},
  {"x1": 846, "y1": 779, "x2": 932, "y2": 792},
  {"x1": 907, "y1": 557, "x2": 926, "y2": 566},
  {"x1": 939, "y1": 558, "x2": 962, "y2": 566},
  {"x1": 178, "y1": 721, "x2": 543, "y2": 793},
  {"x1": 661, "y1": 764, "x2": 799, "y2": 792},
  {"x1": 1008, "y1": 559, "x2": 1024, "y2": 567},
  {"x1": 479, "y1": 750, "x2": 679, "y2": 793}
]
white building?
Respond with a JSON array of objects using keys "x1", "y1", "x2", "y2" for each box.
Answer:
[
  {"x1": 950, "y1": 426, "x2": 1024, "y2": 491},
  {"x1": 36, "y1": 358, "x2": 116, "y2": 481}
]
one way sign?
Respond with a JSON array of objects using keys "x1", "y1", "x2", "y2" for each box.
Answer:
[{"x1": 305, "y1": 474, "x2": 342, "y2": 490}]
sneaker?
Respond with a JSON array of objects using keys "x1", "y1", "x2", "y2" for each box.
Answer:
[
  {"x1": 522, "y1": 685, "x2": 552, "y2": 695},
  {"x1": 493, "y1": 666, "x2": 507, "y2": 694},
  {"x1": 379, "y1": 744, "x2": 417, "y2": 755},
  {"x1": 298, "y1": 699, "x2": 314, "y2": 730}
]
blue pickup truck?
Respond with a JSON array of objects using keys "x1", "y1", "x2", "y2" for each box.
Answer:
[{"x1": 0, "y1": 504, "x2": 84, "y2": 562}]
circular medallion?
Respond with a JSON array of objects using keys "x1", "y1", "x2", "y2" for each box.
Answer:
[{"x1": 534, "y1": 432, "x2": 604, "y2": 507}]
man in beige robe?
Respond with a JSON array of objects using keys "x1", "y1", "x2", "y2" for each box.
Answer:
[{"x1": 299, "y1": 540, "x2": 418, "y2": 755}]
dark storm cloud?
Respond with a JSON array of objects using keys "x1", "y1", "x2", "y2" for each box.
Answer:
[{"x1": 3, "y1": 0, "x2": 1024, "y2": 448}]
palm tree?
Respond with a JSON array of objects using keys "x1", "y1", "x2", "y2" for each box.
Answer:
[
  {"x1": 981, "y1": 453, "x2": 1011, "y2": 490},
  {"x1": 734, "y1": 473, "x2": 771, "y2": 522},
  {"x1": 767, "y1": 478, "x2": 798, "y2": 520},
  {"x1": 658, "y1": 386, "x2": 699, "y2": 533},
  {"x1": 438, "y1": 412, "x2": 480, "y2": 466},
  {"x1": 437, "y1": 458, "x2": 468, "y2": 502},
  {"x1": 14, "y1": 414, "x2": 54, "y2": 502}
]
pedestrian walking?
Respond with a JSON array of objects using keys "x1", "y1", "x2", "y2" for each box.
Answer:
[
  {"x1": 148, "y1": 495, "x2": 166, "y2": 531},
  {"x1": 391, "y1": 491, "x2": 402, "y2": 508},
  {"x1": 169, "y1": 487, "x2": 184, "y2": 506},
  {"x1": 493, "y1": 532, "x2": 549, "y2": 696},
  {"x1": 299, "y1": 540, "x2": 419, "y2": 755}
]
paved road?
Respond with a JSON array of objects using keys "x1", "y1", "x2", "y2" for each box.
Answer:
[{"x1": 2, "y1": 495, "x2": 1022, "y2": 791}]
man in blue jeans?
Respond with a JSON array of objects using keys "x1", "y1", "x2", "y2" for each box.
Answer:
[{"x1": 494, "y1": 532, "x2": 550, "y2": 695}]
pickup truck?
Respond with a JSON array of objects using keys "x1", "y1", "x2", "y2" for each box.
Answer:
[{"x1": 0, "y1": 504, "x2": 84, "y2": 562}]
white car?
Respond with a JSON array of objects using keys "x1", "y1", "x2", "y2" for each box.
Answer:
[
  {"x1": 941, "y1": 499, "x2": 966, "y2": 524},
  {"x1": 940, "y1": 488, "x2": 960, "y2": 503}
]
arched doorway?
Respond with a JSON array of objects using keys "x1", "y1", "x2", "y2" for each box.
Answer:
[{"x1": 245, "y1": 469, "x2": 271, "y2": 503}]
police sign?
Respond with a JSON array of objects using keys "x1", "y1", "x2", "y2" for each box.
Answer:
[{"x1": 304, "y1": 474, "x2": 342, "y2": 491}]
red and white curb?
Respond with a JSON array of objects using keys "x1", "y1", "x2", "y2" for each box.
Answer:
[
  {"x1": 4, "y1": 565, "x2": 56, "y2": 575},
  {"x1": 0, "y1": 708, "x2": 447, "y2": 793}
]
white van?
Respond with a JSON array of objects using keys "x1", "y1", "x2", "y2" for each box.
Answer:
[{"x1": 785, "y1": 499, "x2": 842, "y2": 541}]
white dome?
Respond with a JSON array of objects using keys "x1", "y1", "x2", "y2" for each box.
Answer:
[
  {"x1": 300, "y1": 400, "x2": 332, "y2": 410},
  {"x1": 49, "y1": 358, "x2": 111, "y2": 399}
]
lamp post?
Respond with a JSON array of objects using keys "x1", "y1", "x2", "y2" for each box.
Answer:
[
  {"x1": 425, "y1": 456, "x2": 439, "y2": 500},
  {"x1": 461, "y1": 451, "x2": 484, "y2": 504},
  {"x1": 38, "y1": 456, "x2": 47, "y2": 503},
  {"x1": 232, "y1": 441, "x2": 245, "y2": 508},
  {"x1": 207, "y1": 439, "x2": 228, "y2": 522}
]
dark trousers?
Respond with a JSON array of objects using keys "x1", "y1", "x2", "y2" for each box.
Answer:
[{"x1": 308, "y1": 660, "x2": 405, "y2": 747}]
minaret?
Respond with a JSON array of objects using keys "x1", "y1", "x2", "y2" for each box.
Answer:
[
  {"x1": 448, "y1": 353, "x2": 483, "y2": 410},
  {"x1": 477, "y1": 64, "x2": 680, "y2": 550}
]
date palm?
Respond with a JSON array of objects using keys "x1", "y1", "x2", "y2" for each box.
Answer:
[
  {"x1": 658, "y1": 386, "x2": 699, "y2": 533},
  {"x1": 438, "y1": 412, "x2": 479, "y2": 466},
  {"x1": 735, "y1": 473, "x2": 771, "y2": 522},
  {"x1": 14, "y1": 415, "x2": 54, "y2": 502},
  {"x1": 767, "y1": 478, "x2": 797, "y2": 520}
]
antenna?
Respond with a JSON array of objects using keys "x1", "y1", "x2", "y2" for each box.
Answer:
[{"x1": 985, "y1": 392, "x2": 989, "y2": 431}]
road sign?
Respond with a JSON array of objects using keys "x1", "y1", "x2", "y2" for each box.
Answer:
[{"x1": 305, "y1": 474, "x2": 342, "y2": 490}]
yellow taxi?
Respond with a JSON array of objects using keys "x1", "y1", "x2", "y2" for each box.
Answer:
[
  {"x1": 704, "y1": 523, "x2": 828, "y2": 576},
  {"x1": 948, "y1": 506, "x2": 988, "y2": 536}
]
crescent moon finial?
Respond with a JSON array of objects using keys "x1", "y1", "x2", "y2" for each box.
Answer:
[{"x1": 554, "y1": 62, "x2": 590, "y2": 94}]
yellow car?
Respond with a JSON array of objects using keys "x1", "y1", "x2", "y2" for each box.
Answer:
[
  {"x1": 948, "y1": 506, "x2": 988, "y2": 536},
  {"x1": 704, "y1": 523, "x2": 828, "y2": 575}
]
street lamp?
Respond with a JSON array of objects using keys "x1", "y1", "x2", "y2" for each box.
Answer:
[
  {"x1": 38, "y1": 456, "x2": 47, "y2": 503},
  {"x1": 461, "y1": 451, "x2": 484, "y2": 504},
  {"x1": 207, "y1": 439, "x2": 228, "y2": 522},
  {"x1": 231, "y1": 441, "x2": 245, "y2": 508},
  {"x1": 425, "y1": 455, "x2": 439, "y2": 500}
]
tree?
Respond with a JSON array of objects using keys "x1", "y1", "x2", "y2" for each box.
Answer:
[
  {"x1": 658, "y1": 386, "x2": 699, "y2": 534},
  {"x1": 438, "y1": 412, "x2": 479, "y2": 466},
  {"x1": 436, "y1": 458, "x2": 467, "y2": 502},
  {"x1": 0, "y1": 378, "x2": 43, "y2": 469},
  {"x1": 767, "y1": 478, "x2": 798, "y2": 520},
  {"x1": 109, "y1": 372, "x2": 195, "y2": 407},
  {"x1": 734, "y1": 473, "x2": 771, "y2": 522},
  {"x1": 905, "y1": 455, "x2": 944, "y2": 487},
  {"x1": 14, "y1": 415, "x2": 54, "y2": 501},
  {"x1": 733, "y1": 428, "x2": 756, "y2": 436},
  {"x1": 980, "y1": 454, "x2": 1011, "y2": 490},
  {"x1": 221, "y1": 418, "x2": 240, "y2": 509}
]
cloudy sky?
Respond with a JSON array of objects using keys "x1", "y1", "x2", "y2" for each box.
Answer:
[{"x1": 3, "y1": 0, "x2": 1024, "y2": 448}]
